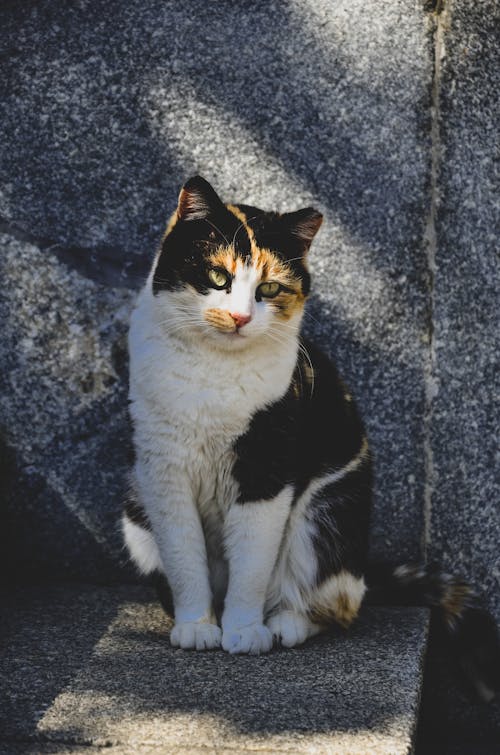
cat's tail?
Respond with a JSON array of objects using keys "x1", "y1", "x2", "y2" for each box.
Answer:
[{"x1": 365, "y1": 561, "x2": 500, "y2": 702}]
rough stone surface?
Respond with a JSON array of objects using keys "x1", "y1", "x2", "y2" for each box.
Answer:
[
  {"x1": 0, "y1": 0, "x2": 433, "y2": 576},
  {"x1": 0, "y1": 585, "x2": 429, "y2": 754},
  {"x1": 428, "y1": 0, "x2": 500, "y2": 621},
  {"x1": 415, "y1": 2, "x2": 500, "y2": 750},
  {"x1": 1, "y1": 2, "x2": 499, "y2": 747},
  {"x1": 0, "y1": 233, "x2": 134, "y2": 581}
]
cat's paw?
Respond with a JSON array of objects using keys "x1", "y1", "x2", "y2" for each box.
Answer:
[
  {"x1": 170, "y1": 621, "x2": 222, "y2": 651},
  {"x1": 267, "y1": 610, "x2": 315, "y2": 648},
  {"x1": 222, "y1": 623, "x2": 273, "y2": 655}
]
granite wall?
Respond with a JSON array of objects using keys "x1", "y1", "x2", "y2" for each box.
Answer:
[{"x1": 0, "y1": 0, "x2": 498, "y2": 628}]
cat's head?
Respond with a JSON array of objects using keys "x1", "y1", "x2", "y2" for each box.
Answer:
[{"x1": 152, "y1": 176, "x2": 322, "y2": 350}]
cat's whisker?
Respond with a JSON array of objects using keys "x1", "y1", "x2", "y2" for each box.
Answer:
[
  {"x1": 155, "y1": 322, "x2": 203, "y2": 335},
  {"x1": 267, "y1": 323, "x2": 297, "y2": 340},
  {"x1": 154, "y1": 314, "x2": 202, "y2": 326},
  {"x1": 264, "y1": 330, "x2": 296, "y2": 352},
  {"x1": 203, "y1": 218, "x2": 230, "y2": 246},
  {"x1": 231, "y1": 220, "x2": 246, "y2": 248},
  {"x1": 299, "y1": 344, "x2": 315, "y2": 395},
  {"x1": 270, "y1": 320, "x2": 301, "y2": 332},
  {"x1": 231, "y1": 214, "x2": 261, "y2": 248},
  {"x1": 303, "y1": 309, "x2": 322, "y2": 328},
  {"x1": 153, "y1": 317, "x2": 205, "y2": 335},
  {"x1": 283, "y1": 255, "x2": 306, "y2": 264}
]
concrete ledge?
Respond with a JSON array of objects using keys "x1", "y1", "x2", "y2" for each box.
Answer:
[{"x1": 1, "y1": 585, "x2": 429, "y2": 754}]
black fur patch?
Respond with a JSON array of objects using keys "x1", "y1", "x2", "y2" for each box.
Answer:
[
  {"x1": 124, "y1": 498, "x2": 151, "y2": 530},
  {"x1": 233, "y1": 339, "x2": 371, "y2": 580},
  {"x1": 153, "y1": 207, "x2": 251, "y2": 295},
  {"x1": 153, "y1": 197, "x2": 314, "y2": 297},
  {"x1": 233, "y1": 382, "x2": 300, "y2": 502},
  {"x1": 311, "y1": 461, "x2": 372, "y2": 584},
  {"x1": 234, "y1": 340, "x2": 367, "y2": 499},
  {"x1": 235, "y1": 204, "x2": 311, "y2": 296}
]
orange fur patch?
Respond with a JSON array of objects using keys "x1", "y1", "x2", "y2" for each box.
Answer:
[
  {"x1": 250, "y1": 246, "x2": 306, "y2": 321},
  {"x1": 271, "y1": 290, "x2": 306, "y2": 321},
  {"x1": 162, "y1": 210, "x2": 178, "y2": 241},
  {"x1": 309, "y1": 592, "x2": 361, "y2": 629},
  {"x1": 225, "y1": 205, "x2": 306, "y2": 290},
  {"x1": 442, "y1": 583, "x2": 471, "y2": 624},
  {"x1": 163, "y1": 201, "x2": 309, "y2": 323},
  {"x1": 308, "y1": 571, "x2": 366, "y2": 629},
  {"x1": 227, "y1": 204, "x2": 255, "y2": 244},
  {"x1": 204, "y1": 308, "x2": 236, "y2": 332},
  {"x1": 207, "y1": 247, "x2": 238, "y2": 275}
]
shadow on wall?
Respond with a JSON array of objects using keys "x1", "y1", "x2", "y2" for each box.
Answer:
[{"x1": 0, "y1": 0, "x2": 434, "y2": 578}]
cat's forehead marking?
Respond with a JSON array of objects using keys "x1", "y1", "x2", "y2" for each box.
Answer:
[
  {"x1": 227, "y1": 204, "x2": 257, "y2": 248},
  {"x1": 223, "y1": 205, "x2": 302, "y2": 289}
]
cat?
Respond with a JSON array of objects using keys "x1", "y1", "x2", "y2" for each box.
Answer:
[{"x1": 122, "y1": 176, "x2": 499, "y2": 697}]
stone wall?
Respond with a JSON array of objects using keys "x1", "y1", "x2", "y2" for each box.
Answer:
[{"x1": 1, "y1": 0, "x2": 498, "y2": 623}]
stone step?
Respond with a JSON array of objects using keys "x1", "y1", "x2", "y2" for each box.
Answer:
[{"x1": 0, "y1": 585, "x2": 429, "y2": 754}]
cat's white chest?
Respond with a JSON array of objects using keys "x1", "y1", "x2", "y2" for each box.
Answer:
[
  {"x1": 144, "y1": 337, "x2": 267, "y2": 437},
  {"x1": 131, "y1": 330, "x2": 287, "y2": 502},
  {"x1": 129, "y1": 290, "x2": 298, "y2": 520}
]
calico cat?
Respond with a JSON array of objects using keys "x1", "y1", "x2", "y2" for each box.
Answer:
[{"x1": 123, "y1": 177, "x2": 499, "y2": 697}]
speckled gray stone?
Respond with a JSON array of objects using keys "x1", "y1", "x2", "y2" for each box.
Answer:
[
  {"x1": 0, "y1": 233, "x2": 134, "y2": 580},
  {"x1": 416, "y1": 2, "x2": 500, "y2": 750},
  {"x1": 427, "y1": 0, "x2": 500, "y2": 621},
  {"x1": 0, "y1": 0, "x2": 433, "y2": 575},
  {"x1": 0, "y1": 585, "x2": 429, "y2": 754}
]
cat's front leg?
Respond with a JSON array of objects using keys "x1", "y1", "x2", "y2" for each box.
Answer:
[
  {"x1": 221, "y1": 487, "x2": 293, "y2": 654},
  {"x1": 137, "y1": 465, "x2": 221, "y2": 650}
]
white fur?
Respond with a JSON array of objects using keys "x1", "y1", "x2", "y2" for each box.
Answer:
[
  {"x1": 222, "y1": 488, "x2": 293, "y2": 654},
  {"x1": 128, "y1": 265, "x2": 301, "y2": 650},
  {"x1": 267, "y1": 610, "x2": 321, "y2": 648},
  {"x1": 126, "y1": 261, "x2": 365, "y2": 653},
  {"x1": 265, "y1": 445, "x2": 368, "y2": 621},
  {"x1": 121, "y1": 515, "x2": 162, "y2": 575}
]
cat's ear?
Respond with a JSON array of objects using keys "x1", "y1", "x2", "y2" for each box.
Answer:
[
  {"x1": 281, "y1": 208, "x2": 323, "y2": 252},
  {"x1": 177, "y1": 176, "x2": 224, "y2": 222}
]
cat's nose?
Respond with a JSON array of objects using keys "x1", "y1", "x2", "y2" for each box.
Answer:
[{"x1": 230, "y1": 312, "x2": 252, "y2": 329}]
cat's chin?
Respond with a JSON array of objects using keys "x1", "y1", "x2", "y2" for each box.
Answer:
[{"x1": 208, "y1": 329, "x2": 257, "y2": 351}]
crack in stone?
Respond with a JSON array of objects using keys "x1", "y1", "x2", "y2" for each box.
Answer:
[
  {"x1": 423, "y1": 0, "x2": 446, "y2": 15},
  {"x1": 422, "y1": 2, "x2": 448, "y2": 558}
]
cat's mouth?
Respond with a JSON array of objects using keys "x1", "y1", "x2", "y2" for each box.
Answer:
[
  {"x1": 209, "y1": 323, "x2": 256, "y2": 349},
  {"x1": 228, "y1": 327, "x2": 246, "y2": 337},
  {"x1": 217, "y1": 327, "x2": 248, "y2": 342},
  {"x1": 204, "y1": 308, "x2": 251, "y2": 339}
]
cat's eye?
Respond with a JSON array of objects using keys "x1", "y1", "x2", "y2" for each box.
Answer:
[
  {"x1": 257, "y1": 281, "x2": 281, "y2": 299},
  {"x1": 208, "y1": 268, "x2": 229, "y2": 289}
]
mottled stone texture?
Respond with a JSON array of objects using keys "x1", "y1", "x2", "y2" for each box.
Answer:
[
  {"x1": 0, "y1": 585, "x2": 429, "y2": 754},
  {"x1": 0, "y1": 0, "x2": 433, "y2": 576},
  {"x1": 416, "y1": 2, "x2": 500, "y2": 752},
  {"x1": 428, "y1": 0, "x2": 500, "y2": 622},
  {"x1": 0, "y1": 233, "x2": 134, "y2": 581},
  {"x1": 0, "y1": 2, "x2": 499, "y2": 749}
]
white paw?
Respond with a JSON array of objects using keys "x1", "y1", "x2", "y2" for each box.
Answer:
[
  {"x1": 222, "y1": 623, "x2": 273, "y2": 655},
  {"x1": 267, "y1": 610, "x2": 313, "y2": 648},
  {"x1": 170, "y1": 621, "x2": 222, "y2": 650}
]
